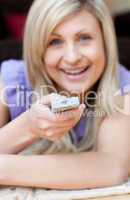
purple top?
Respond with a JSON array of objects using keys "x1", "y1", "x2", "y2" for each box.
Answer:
[
  {"x1": 0, "y1": 60, "x2": 32, "y2": 119},
  {"x1": 0, "y1": 60, "x2": 130, "y2": 143}
]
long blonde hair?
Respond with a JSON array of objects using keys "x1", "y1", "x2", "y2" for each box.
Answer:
[{"x1": 23, "y1": 0, "x2": 119, "y2": 154}]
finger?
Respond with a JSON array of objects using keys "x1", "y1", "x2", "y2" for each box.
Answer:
[
  {"x1": 38, "y1": 105, "x2": 86, "y2": 139},
  {"x1": 30, "y1": 104, "x2": 75, "y2": 122},
  {"x1": 40, "y1": 93, "x2": 67, "y2": 106},
  {"x1": 31, "y1": 102, "x2": 85, "y2": 123},
  {"x1": 30, "y1": 103, "x2": 59, "y2": 121},
  {"x1": 47, "y1": 103, "x2": 85, "y2": 123},
  {"x1": 28, "y1": 104, "x2": 86, "y2": 139},
  {"x1": 37, "y1": 126, "x2": 68, "y2": 141},
  {"x1": 37, "y1": 116, "x2": 77, "y2": 132},
  {"x1": 31, "y1": 96, "x2": 73, "y2": 121},
  {"x1": 52, "y1": 103, "x2": 86, "y2": 122},
  {"x1": 76, "y1": 103, "x2": 86, "y2": 120},
  {"x1": 45, "y1": 126, "x2": 69, "y2": 137}
]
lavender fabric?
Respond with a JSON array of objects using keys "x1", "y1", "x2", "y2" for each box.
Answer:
[
  {"x1": 0, "y1": 60, "x2": 32, "y2": 119},
  {"x1": 118, "y1": 64, "x2": 130, "y2": 95},
  {"x1": 0, "y1": 60, "x2": 130, "y2": 142}
]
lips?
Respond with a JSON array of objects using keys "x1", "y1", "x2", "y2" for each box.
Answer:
[
  {"x1": 60, "y1": 65, "x2": 91, "y2": 81},
  {"x1": 61, "y1": 66, "x2": 90, "y2": 75}
]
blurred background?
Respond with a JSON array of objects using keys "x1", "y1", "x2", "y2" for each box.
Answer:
[{"x1": 0, "y1": 0, "x2": 130, "y2": 69}]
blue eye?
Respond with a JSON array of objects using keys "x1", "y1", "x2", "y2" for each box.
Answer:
[
  {"x1": 79, "y1": 34, "x2": 91, "y2": 42},
  {"x1": 49, "y1": 39, "x2": 62, "y2": 46}
]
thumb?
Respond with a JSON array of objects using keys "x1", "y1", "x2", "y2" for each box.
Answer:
[{"x1": 78, "y1": 104, "x2": 86, "y2": 118}]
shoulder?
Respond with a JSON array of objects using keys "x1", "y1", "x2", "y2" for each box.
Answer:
[
  {"x1": 0, "y1": 59, "x2": 30, "y2": 88},
  {"x1": 0, "y1": 76, "x2": 11, "y2": 126},
  {"x1": 99, "y1": 112, "x2": 130, "y2": 134},
  {"x1": 97, "y1": 111, "x2": 130, "y2": 156},
  {"x1": 95, "y1": 65, "x2": 130, "y2": 157},
  {"x1": 98, "y1": 81, "x2": 130, "y2": 135},
  {"x1": 0, "y1": 60, "x2": 32, "y2": 120}
]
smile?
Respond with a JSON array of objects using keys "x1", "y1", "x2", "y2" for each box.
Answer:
[
  {"x1": 61, "y1": 66, "x2": 90, "y2": 75},
  {"x1": 60, "y1": 66, "x2": 90, "y2": 81}
]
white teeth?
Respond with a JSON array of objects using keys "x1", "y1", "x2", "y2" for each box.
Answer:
[
  {"x1": 62, "y1": 67, "x2": 88, "y2": 75},
  {"x1": 65, "y1": 70, "x2": 82, "y2": 74}
]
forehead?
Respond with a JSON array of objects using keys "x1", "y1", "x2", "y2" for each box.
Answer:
[{"x1": 51, "y1": 9, "x2": 101, "y2": 36}]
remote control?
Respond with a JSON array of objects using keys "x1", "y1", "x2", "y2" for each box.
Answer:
[{"x1": 51, "y1": 96, "x2": 80, "y2": 113}]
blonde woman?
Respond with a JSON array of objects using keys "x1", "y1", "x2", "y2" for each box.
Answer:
[{"x1": 0, "y1": 0, "x2": 130, "y2": 198}]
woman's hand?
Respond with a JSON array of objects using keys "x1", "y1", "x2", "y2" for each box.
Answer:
[{"x1": 26, "y1": 94, "x2": 85, "y2": 141}]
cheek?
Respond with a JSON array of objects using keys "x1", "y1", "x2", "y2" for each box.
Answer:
[
  {"x1": 93, "y1": 39, "x2": 106, "y2": 67},
  {"x1": 82, "y1": 43, "x2": 105, "y2": 67},
  {"x1": 44, "y1": 49, "x2": 63, "y2": 68}
]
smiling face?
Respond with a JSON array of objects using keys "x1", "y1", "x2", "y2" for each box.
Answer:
[{"x1": 44, "y1": 9, "x2": 106, "y2": 94}]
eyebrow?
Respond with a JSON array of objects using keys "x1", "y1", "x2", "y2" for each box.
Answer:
[
  {"x1": 51, "y1": 29, "x2": 90, "y2": 37},
  {"x1": 51, "y1": 33, "x2": 62, "y2": 37}
]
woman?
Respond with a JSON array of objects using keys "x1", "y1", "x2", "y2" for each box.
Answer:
[{"x1": 0, "y1": 0, "x2": 130, "y2": 197}]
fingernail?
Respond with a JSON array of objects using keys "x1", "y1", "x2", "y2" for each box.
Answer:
[{"x1": 81, "y1": 104, "x2": 86, "y2": 110}]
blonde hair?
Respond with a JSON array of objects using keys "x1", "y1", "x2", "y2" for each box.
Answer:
[{"x1": 23, "y1": 0, "x2": 119, "y2": 154}]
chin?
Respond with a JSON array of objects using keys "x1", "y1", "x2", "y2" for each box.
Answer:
[{"x1": 63, "y1": 85, "x2": 90, "y2": 95}]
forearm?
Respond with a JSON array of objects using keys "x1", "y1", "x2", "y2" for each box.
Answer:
[
  {"x1": 0, "y1": 152, "x2": 128, "y2": 189},
  {"x1": 0, "y1": 112, "x2": 36, "y2": 154}
]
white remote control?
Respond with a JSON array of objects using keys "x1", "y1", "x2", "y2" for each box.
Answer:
[{"x1": 51, "y1": 96, "x2": 80, "y2": 113}]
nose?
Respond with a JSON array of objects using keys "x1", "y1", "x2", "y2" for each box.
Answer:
[{"x1": 63, "y1": 44, "x2": 82, "y2": 65}]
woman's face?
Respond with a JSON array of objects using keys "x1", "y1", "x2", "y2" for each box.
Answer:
[{"x1": 44, "y1": 9, "x2": 106, "y2": 94}]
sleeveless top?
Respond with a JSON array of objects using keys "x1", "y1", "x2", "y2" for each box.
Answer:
[
  {"x1": 0, "y1": 60, "x2": 130, "y2": 199},
  {"x1": 0, "y1": 60, "x2": 130, "y2": 143}
]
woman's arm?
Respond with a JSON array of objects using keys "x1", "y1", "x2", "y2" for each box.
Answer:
[
  {"x1": 0, "y1": 71, "x2": 86, "y2": 154},
  {"x1": 0, "y1": 111, "x2": 129, "y2": 189},
  {"x1": 0, "y1": 111, "x2": 36, "y2": 154},
  {"x1": 0, "y1": 93, "x2": 130, "y2": 189},
  {"x1": 0, "y1": 151, "x2": 127, "y2": 190},
  {"x1": 0, "y1": 94, "x2": 130, "y2": 189}
]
